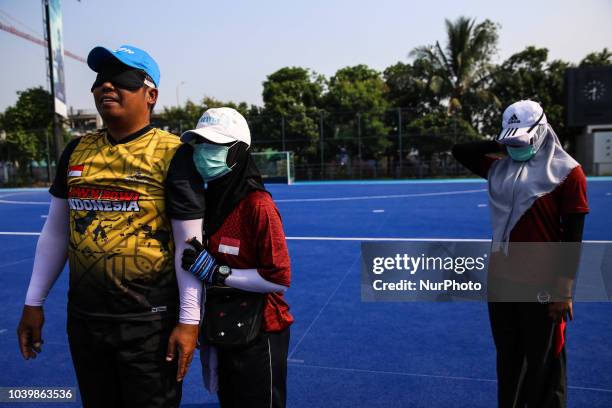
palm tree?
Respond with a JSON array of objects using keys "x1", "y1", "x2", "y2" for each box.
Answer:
[{"x1": 411, "y1": 17, "x2": 499, "y2": 123}]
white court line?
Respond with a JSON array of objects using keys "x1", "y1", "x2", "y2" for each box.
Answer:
[
  {"x1": 288, "y1": 363, "x2": 612, "y2": 393},
  {"x1": 0, "y1": 188, "x2": 486, "y2": 205},
  {"x1": 0, "y1": 199, "x2": 49, "y2": 205},
  {"x1": 275, "y1": 188, "x2": 487, "y2": 203},
  {"x1": 0, "y1": 329, "x2": 7, "y2": 335},
  {"x1": 0, "y1": 232, "x2": 610, "y2": 244},
  {"x1": 0, "y1": 258, "x2": 33, "y2": 268},
  {"x1": 288, "y1": 204, "x2": 398, "y2": 358},
  {"x1": 284, "y1": 236, "x2": 612, "y2": 244},
  {"x1": 0, "y1": 193, "x2": 40, "y2": 198},
  {"x1": 287, "y1": 252, "x2": 359, "y2": 359},
  {"x1": 287, "y1": 236, "x2": 490, "y2": 242},
  {"x1": 0, "y1": 192, "x2": 49, "y2": 205},
  {"x1": 289, "y1": 363, "x2": 497, "y2": 383}
]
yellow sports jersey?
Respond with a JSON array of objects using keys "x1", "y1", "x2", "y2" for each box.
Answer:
[{"x1": 57, "y1": 127, "x2": 196, "y2": 318}]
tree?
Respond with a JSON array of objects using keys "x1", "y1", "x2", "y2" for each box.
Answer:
[
  {"x1": 0, "y1": 87, "x2": 55, "y2": 176},
  {"x1": 156, "y1": 96, "x2": 257, "y2": 135},
  {"x1": 324, "y1": 65, "x2": 390, "y2": 161},
  {"x1": 484, "y1": 47, "x2": 572, "y2": 145},
  {"x1": 406, "y1": 111, "x2": 480, "y2": 160},
  {"x1": 201, "y1": 96, "x2": 254, "y2": 117},
  {"x1": 157, "y1": 99, "x2": 205, "y2": 134},
  {"x1": 384, "y1": 57, "x2": 441, "y2": 117},
  {"x1": 484, "y1": 47, "x2": 549, "y2": 136},
  {"x1": 580, "y1": 48, "x2": 612, "y2": 67},
  {"x1": 261, "y1": 67, "x2": 325, "y2": 160},
  {"x1": 411, "y1": 17, "x2": 500, "y2": 126}
]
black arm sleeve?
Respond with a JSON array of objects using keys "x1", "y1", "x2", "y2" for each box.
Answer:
[
  {"x1": 451, "y1": 141, "x2": 503, "y2": 179},
  {"x1": 49, "y1": 137, "x2": 81, "y2": 198},
  {"x1": 561, "y1": 213, "x2": 585, "y2": 243},
  {"x1": 558, "y1": 213, "x2": 586, "y2": 279},
  {"x1": 165, "y1": 143, "x2": 206, "y2": 220}
]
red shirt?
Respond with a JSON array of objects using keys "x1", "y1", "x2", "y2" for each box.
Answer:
[
  {"x1": 208, "y1": 191, "x2": 293, "y2": 332},
  {"x1": 481, "y1": 156, "x2": 590, "y2": 241}
]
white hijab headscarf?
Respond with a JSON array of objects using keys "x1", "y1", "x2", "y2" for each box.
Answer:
[{"x1": 488, "y1": 123, "x2": 579, "y2": 250}]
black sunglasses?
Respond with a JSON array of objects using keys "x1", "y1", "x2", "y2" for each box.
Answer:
[{"x1": 91, "y1": 69, "x2": 155, "y2": 92}]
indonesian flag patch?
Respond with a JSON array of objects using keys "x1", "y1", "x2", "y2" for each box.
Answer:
[
  {"x1": 68, "y1": 165, "x2": 84, "y2": 177},
  {"x1": 219, "y1": 237, "x2": 240, "y2": 256}
]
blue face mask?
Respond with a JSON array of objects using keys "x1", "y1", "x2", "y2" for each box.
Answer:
[
  {"x1": 506, "y1": 145, "x2": 536, "y2": 162},
  {"x1": 193, "y1": 142, "x2": 236, "y2": 181}
]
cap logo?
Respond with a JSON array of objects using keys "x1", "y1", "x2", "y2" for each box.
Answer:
[
  {"x1": 115, "y1": 47, "x2": 134, "y2": 54},
  {"x1": 199, "y1": 115, "x2": 220, "y2": 126},
  {"x1": 507, "y1": 114, "x2": 520, "y2": 125},
  {"x1": 198, "y1": 113, "x2": 230, "y2": 128}
]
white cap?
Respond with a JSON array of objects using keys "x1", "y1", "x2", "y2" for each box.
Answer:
[
  {"x1": 181, "y1": 107, "x2": 251, "y2": 146},
  {"x1": 497, "y1": 100, "x2": 547, "y2": 147}
]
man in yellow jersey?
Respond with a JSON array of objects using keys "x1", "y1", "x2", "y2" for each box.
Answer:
[{"x1": 16, "y1": 45, "x2": 206, "y2": 408}]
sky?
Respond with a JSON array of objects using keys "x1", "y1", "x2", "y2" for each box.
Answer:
[{"x1": 0, "y1": 0, "x2": 611, "y2": 114}]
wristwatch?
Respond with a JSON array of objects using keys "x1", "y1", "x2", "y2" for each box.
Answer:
[
  {"x1": 536, "y1": 290, "x2": 551, "y2": 304},
  {"x1": 213, "y1": 265, "x2": 232, "y2": 286}
]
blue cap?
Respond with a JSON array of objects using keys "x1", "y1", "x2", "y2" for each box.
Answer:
[{"x1": 87, "y1": 45, "x2": 160, "y2": 87}]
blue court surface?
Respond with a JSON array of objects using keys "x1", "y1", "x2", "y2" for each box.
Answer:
[{"x1": 0, "y1": 179, "x2": 611, "y2": 407}]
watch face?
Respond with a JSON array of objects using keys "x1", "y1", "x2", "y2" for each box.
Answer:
[
  {"x1": 582, "y1": 80, "x2": 606, "y2": 102},
  {"x1": 218, "y1": 265, "x2": 231, "y2": 276},
  {"x1": 537, "y1": 291, "x2": 551, "y2": 304}
]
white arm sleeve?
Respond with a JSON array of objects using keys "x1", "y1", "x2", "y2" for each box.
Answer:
[
  {"x1": 24, "y1": 197, "x2": 70, "y2": 306},
  {"x1": 225, "y1": 269, "x2": 288, "y2": 293},
  {"x1": 171, "y1": 219, "x2": 203, "y2": 325}
]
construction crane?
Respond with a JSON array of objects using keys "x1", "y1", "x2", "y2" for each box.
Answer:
[{"x1": 0, "y1": 20, "x2": 85, "y2": 63}]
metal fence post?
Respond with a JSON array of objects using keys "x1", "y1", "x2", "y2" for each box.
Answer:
[
  {"x1": 319, "y1": 110, "x2": 324, "y2": 179},
  {"x1": 357, "y1": 113, "x2": 362, "y2": 179},
  {"x1": 281, "y1": 115, "x2": 286, "y2": 151},
  {"x1": 45, "y1": 130, "x2": 52, "y2": 182},
  {"x1": 398, "y1": 107, "x2": 402, "y2": 178}
]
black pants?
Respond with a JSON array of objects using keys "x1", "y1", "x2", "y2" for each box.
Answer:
[
  {"x1": 488, "y1": 302, "x2": 567, "y2": 408},
  {"x1": 216, "y1": 327, "x2": 290, "y2": 408},
  {"x1": 67, "y1": 314, "x2": 182, "y2": 408}
]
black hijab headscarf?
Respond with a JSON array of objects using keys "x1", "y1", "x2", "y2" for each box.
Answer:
[{"x1": 204, "y1": 142, "x2": 268, "y2": 238}]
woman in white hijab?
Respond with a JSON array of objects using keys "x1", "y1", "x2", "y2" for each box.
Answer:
[{"x1": 452, "y1": 100, "x2": 589, "y2": 408}]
